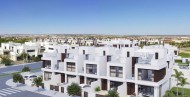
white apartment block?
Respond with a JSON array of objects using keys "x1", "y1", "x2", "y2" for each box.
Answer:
[{"x1": 41, "y1": 43, "x2": 176, "y2": 97}]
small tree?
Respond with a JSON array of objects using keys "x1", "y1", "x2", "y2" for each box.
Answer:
[
  {"x1": 12, "y1": 73, "x2": 24, "y2": 86},
  {"x1": 20, "y1": 52, "x2": 29, "y2": 62},
  {"x1": 178, "y1": 77, "x2": 189, "y2": 96},
  {"x1": 106, "y1": 89, "x2": 119, "y2": 97},
  {"x1": 172, "y1": 69, "x2": 184, "y2": 97},
  {"x1": 67, "y1": 83, "x2": 81, "y2": 97},
  {"x1": 22, "y1": 66, "x2": 30, "y2": 72},
  {"x1": 32, "y1": 77, "x2": 43, "y2": 91},
  {"x1": 1, "y1": 56, "x2": 12, "y2": 66}
]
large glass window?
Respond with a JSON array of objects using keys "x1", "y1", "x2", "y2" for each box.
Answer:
[
  {"x1": 110, "y1": 66, "x2": 123, "y2": 78},
  {"x1": 86, "y1": 64, "x2": 97, "y2": 74}
]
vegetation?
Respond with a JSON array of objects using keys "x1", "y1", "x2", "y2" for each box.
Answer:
[
  {"x1": 95, "y1": 86, "x2": 101, "y2": 92},
  {"x1": 20, "y1": 52, "x2": 30, "y2": 62},
  {"x1": 172, "y1": 69, "x2": 184, "y2": 97},
  {"x1": 164, "y1": 87, "x2": 190, "y2": 97},
  {"x1": 178, "y1": 78, "x2": 189, "y2": 96},
  {"x1": 22, "y1": 66, "x2": 30, "y2": 72},
  {"x1": 169, "y1": 41, "x2": 190, "y2": 48},
  {"x1": 31, "y1": 55, "x2": 40, "y2": 62},
  {"x1": 1, "y1": 56, "x2": 12, "y2": 66},
  {"x1": 175, "y1": 59, "x2": 189, "y2": 66},
  {"x1": 32, "y1": 76, "x2": 43, "y2": 90},
  {"x1": 106, "y1": 89, "x2": 119, "y2": 97},
  {"x1": 12, "y1": 73, "x2": 24, "y2": 86},
  {"x1": 67, "y1": 83, "x2": 81, "y2": 97},
  {"x1": 179, "y1": 52, "x2": 190, "y2": 58},
  {"x1": 0, "y1": 37, "x2": 32, "y2": 46}
]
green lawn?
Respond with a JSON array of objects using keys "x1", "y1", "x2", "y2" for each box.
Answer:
[
  {"x1": 175, "y1": 59, "x2": 189, "y2": 66},
  {"x1": 179, "y1": 52, "x2": 190, "y2": 58},
  {"x1": 164, "y1": 87, "x2": 190, "y2": 97}
]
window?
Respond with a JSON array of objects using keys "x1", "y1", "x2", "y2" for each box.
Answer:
[
  {"x1": 110, "y1": 66, "x2": 123, "y2": 78},
  {"x1": 85, "y1": 54, "x2": 89, "y2": 60},
  {"x1": 67, "y1": 62, "x2": 75, "y2": 72},
  {"x1": 83, "y1": 50, "x2": 85, "y2": 54},
  {"x1": 155, "y1": 52, "x2": 158, "y2": 59},
  {"x1": 49, "y1": 48, "x2": 54, "y2": 50},
  {"x1": 127, "y1": 51, "x2": 130, "y2": 57},
  {"x1": 27, "y1": 50, "x2": 35, "y2": 52},
  {"x1": 44, "y1": 72, "x2": 52, "y2": 81},
  {"x1": 86, "y1": 64, "x2": 97, "y2": 74},
  {"x1": 72, "y1": 47, "x2": 75, "y2": 49},
  {"x1": 107, "y1": 56, "x2": 111, "y2": 62},
  {"x1": 174, "y1": 50, "x2": 177, "y2": 55},
  {"x1": 103, "y1": 51, "x2": 106, "y2": 56}
]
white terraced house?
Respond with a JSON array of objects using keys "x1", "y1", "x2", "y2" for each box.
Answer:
[
  {"x1": 0, "y1": 42, "x2": 47, "y2": 61},
  {"x1": 41, "y1": 44, "x2": 176, "y2": 97}
]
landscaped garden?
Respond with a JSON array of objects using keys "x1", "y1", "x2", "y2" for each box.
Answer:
[
  {"x1": 164, "y1": 87, "x2": 190, "y2": 97},
  {"x1": 179, "y1": 52, "x2": 190, "y2": 58},
  {"x1": 175, "y1": 59, "x2": 189, "y2": 66}
]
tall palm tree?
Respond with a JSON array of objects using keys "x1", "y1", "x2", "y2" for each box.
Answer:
[
  {"x1": 172, "y1": 69, "x2": 184, "y2": 97},
  {"x1": 178, "y1": 77, "x2": 189, "y2": 96}
]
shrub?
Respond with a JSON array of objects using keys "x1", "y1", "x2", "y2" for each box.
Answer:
[
  {"x1": 22, "y1": 66, "x2": 30, "y2": 72},
  {"x1": 1, "y1": 56, "x2": 12, "y2": 66},
  {"x1": 12, "y1": 73, "x2": 24, "y2": 85},
  {"x1": 106, "y1": 89, "x2": 119, "y2": 97},
  {"x1": 95, "y1": 86, "x2": 101, "y2": 92},
  {"x1": 67, "y1": 83, "x2": 81, "y2": 96}
]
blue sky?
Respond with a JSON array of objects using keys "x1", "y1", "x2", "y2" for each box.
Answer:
[{"x1": 0, "y1": 0, "x2": 190, "y2": 35}]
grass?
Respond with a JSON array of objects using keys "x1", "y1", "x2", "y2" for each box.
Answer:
[
  {"x1": 164, "y1": 87, "x2": 190, "y2": 97},
  {"x1": 179, "y1": 52, "x2": 190, "y2": 58},
  {"x1": 0, "y1": 68, "x2": 41, "y2": 78},
  {"x1": 175, "y1": 60, "x2": 189, "y2": 66}
]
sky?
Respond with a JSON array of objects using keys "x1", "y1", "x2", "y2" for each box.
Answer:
[{"x1": 0, "y1": 0, "x2": 190, "y2": 35}]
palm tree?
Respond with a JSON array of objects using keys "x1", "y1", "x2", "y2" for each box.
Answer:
[
  {"x1": 32, "y1": 77, "x2": 43, "y2": 91},
  {"x1": 178, "y1": 77, "x2": 189, "y2": 96},
  {"x1": 172, "y1": 69, "x2": 184, "y2": 97}
]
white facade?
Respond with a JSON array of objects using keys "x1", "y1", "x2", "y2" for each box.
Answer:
[{"x1": 41, "y1": 44, "x2": 176, "y2": 97}]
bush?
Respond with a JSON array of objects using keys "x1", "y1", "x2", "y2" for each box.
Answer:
[
  {"x1": 67, "y1": 83, "x2": 81, "y2": 96},
  {"x1": 1, "y1": 56, "x2": 12, "y2": 66},
  {"x1": 106, "y1": 89, "x2": 119, "y2": 97},
  {"x1": 12, "y1": 73, "x2": 24, "y2": 84},
  {"x1": 22, "y1": 66, "x2": 30, "y2": 72},
  {"x1": 33, "y1": 77, "x2": 43, "y2": 88},
  {"x1": 95, "y1": 86, "x2": 101, "y2": 92}
]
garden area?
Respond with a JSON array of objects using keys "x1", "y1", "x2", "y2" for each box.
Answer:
[
  {"x1": 164, "y1": 87, "x2": 190, "y2": 97},
  {"x1": 175, "y1": 59, "x2": 189, "y2": 66},
  {"x1": 179, "y1": 52, "x2": 190, "y2": 58}
]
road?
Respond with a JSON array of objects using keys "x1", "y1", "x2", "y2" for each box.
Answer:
[{"x1": 0, "y1": 62, "x2": 49, "y2": 97}]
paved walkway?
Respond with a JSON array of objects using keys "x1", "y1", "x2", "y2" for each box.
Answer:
[{"x1": 6, "y1": 79, "x2": 70, "y2": 97}]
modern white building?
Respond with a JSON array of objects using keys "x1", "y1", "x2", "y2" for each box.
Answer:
[{"x1": 41, "y1": 43, "x2": 176, "y2": 97}]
